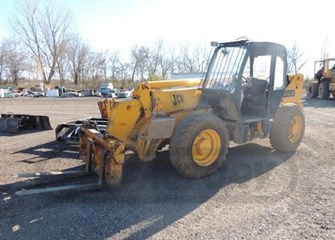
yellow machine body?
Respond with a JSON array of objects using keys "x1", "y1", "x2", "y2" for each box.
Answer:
[
  {"x1": 281, "y1": 74, "x2": 304, "y2": 106},
  {"x1": 79, "y1": 74, "x2": 304, "y2": 185},
  {"x1": 16, "y1": 40, "x2": 306, "y2": 195},
  {"x1": 79, "y1": 79, "x2": 204, "y2": 184}
]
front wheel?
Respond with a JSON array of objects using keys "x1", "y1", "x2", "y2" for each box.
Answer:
[
  {"x1": 169, "y1": 112, "x2": 228, "y2": 178},
  {"x1": 270, "y1": 105, "x2": 305, "y2": 152}
]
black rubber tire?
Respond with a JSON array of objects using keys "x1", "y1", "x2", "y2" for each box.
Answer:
[
  {"x1": 169, "y1": 112, "x2": 228, "y2": 178},
  {"x1": 308, "y1": 82, "x2": 318, "y2": 98},
  {"x1": 270, "y1": 105, "x2": 305, "y2": 152},
  {"x1": 318, "y1": 81, "x2": 330, "y2": 100}
]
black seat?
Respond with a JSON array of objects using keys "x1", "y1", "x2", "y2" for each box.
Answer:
[
  {"x1": 241, "y1": 78, "x2": 268, "y2": 116},
  {"x1": 244, "y1": 78, "x2": 268, "y2": 97}
]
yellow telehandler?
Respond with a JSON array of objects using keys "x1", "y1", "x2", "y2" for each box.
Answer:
[
  {"x1": 308, "y1": 58, "x2": 335, "y2": 99},
  {"x1": 16, "y1": 40, "x2": 305, "y2": 195}
]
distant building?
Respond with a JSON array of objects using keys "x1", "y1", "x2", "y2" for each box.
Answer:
[{"x1": 170, "y1": 72, "x2": 205, "y2": 80}]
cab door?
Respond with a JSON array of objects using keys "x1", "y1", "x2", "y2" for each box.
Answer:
[
  {"x1": 268, "y1": 54, "x2": 286, "y2": 116},
  {"x1": 246, "y1": 43, "x2": 287, "y2": 117}
]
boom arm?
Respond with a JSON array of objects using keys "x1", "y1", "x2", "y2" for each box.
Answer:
[{"x1": 80, "y1": 79, "x2": 202, "y2": 185}]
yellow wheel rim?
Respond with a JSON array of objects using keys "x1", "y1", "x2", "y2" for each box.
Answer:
[
  {"x1": 288, "y1": 115, "x2": 302, "y2": 143},
  {"x1": 192, "y1": 129, "x2": 221, "y2": 167}
]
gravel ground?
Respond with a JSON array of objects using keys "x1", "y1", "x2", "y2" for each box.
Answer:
[{"x1": 0, "y1": 96, "x2": 335, "y2": 240}]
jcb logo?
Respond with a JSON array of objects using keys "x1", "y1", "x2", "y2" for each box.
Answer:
[
  {"x1": 283, "y1": 90, "x2": 295, "y2": 98},
  {"x1": 171, "y1": 94, "x2": 184, "y2": 106}
]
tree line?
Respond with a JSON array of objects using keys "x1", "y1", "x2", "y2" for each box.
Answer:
[
  {"x1": 0, "y1": 0, "x2": 308, "y2": 88},
  {"x1": 0, "y1": 0, "x2": 210, "y2": 88}
]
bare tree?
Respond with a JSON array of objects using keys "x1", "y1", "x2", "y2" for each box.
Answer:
[
  {"x1": 108, "y1": 51, "x2": 122, "y2": 81},
  {"x1": 80, "y1": 53, "x2": 95, "y2": 86},
  {"x1": 130, "y1": 45, "x2": 150, "y2": 82},
  {"x1": 287, "y1": 42, "x2": 308, "y2": 74},
  {"x1": 0, "y1": 37, "x2": 27, "y2": 85},
  {"x1": 11, "y1": 0, "x2": 74, "y2": 84},
  {"x1": 160, "y1": 57, "x2": 173, "y2": 79},
  {"x1": 56, "y1": 41, "x2": 70, "y2": 85},
  {"x1": 175, "y1": 42, "x2": 209, "y2": 74},
  {"x1": 320, "y1": 36, "x2": 329, "y2": 60},
  {"x1": 67, "y1": 35, "x2": 90, "y2": 85},
  {"x1": 96, "y1": 50, "x2": 113, "y2": 82},
  {"x1": 4, "y1": 38, "x2": 27, "y2": 85},
  {"x1": 175, "y1": 42, "x2": 193, "y2": 73},
  {"x1": 130, "y1": 39, "x2": 173, "y2": 81},
  {"x1": 152, "y1": 41, "x2": 177, "y2": 80},
  {"x1": 146, "y1": 39, "x2": 163, "y2": 80},
  {"x1": 117, "y1": 62, "x2": 131, "y2": 86},
  {"x1": 0, "y1": 40, "x2": 7, "y2": 85},
  {"x1": 87, "y1": 52, "x2": 107, "y2": 83},
  {"x1": 160, "y1": 45, "x2": 175, "y2": 80},
  {"x1": 192, "y1": 42, "x2": 210, "y2": 73}
]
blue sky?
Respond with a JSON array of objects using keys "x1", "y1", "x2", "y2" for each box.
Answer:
[{"x1": 0, "y1": 0, "x2": 334, "y2": 77}]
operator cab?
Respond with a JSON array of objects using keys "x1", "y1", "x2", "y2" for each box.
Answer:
[{"x1": 199, "y1": 40, "x2": 287, "y2": 123}]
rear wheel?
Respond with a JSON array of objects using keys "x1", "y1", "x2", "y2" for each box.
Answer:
[
  {"x1": 308, "y1": 82, "x2": 318, "y2": 98},
  {"x1": 318, "y1": 81, "x2": 330, "y2": 100},
  {"x1": 169, "y1": 112, "x2": 228, "y2": 178},
  {"x1": 270, "y1": 105, "x2": 305, "y2": 152}
]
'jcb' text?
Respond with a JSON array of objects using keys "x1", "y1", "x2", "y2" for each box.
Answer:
[{"x1": 171, "y1": 94, "x2": 184, "y2": 106}]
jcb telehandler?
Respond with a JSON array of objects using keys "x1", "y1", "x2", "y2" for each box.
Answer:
[
  {"x1": 308, "y1": 58, "x2": 335, "y2": 99},
  {"x1": 16, "y1": 40, "x2": 305, "y2": 195}
]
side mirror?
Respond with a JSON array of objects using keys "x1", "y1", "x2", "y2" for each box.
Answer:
[{"x1": 211, "y1": 41, "x2": 218, "y2": 47}]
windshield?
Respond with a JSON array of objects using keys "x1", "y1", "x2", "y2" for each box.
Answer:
[{"x1": 202, "y1": 43, "x2": 247, "y2": 93}]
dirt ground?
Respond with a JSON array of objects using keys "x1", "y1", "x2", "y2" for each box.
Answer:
[{"x1": 0, "y1": 96, "x2": 335, "y2": 240}]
